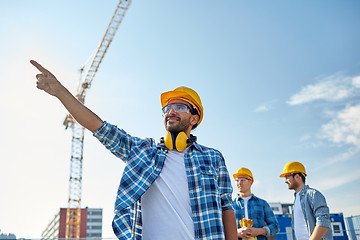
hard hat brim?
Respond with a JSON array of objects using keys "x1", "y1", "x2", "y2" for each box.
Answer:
[{"x1": 233, "y1": 173, "x2": 253, "y2": 180}]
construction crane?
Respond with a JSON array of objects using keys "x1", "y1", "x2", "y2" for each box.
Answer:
[{"x1": 62, "y1": 0, "x2": 131, "y2": 238}]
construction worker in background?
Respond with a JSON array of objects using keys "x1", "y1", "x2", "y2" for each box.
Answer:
[
  {"x1": 233, "y1": 168, "x2": 279, "y2": 240},
  {"x1": 280, "y1": 162, "x2": 333, "y2": 240},
  {"x1": 30, "y1": 60, "x2": 237, "y2": 240}
]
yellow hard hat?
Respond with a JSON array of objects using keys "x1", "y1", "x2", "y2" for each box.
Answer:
[
  {"x1": 280, "y1": 161, "x2": 307, "y2": 177},
  {"x1": 161, "y1": 86, "x2": 203, "y2": 125},
  {"x1": 233, "y1": 168, "x2": 253, "y2": 180}
]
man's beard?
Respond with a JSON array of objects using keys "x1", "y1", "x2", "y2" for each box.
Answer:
[
  {"x1": 288, "y1": 182, "x2": 297, "y2": 190},
  {"x1": 165, "y1": 115, "x2": 191, "y2": 133}
]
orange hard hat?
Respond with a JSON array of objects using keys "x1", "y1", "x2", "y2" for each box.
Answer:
[
  {"x1": 161, "y1": 86, "x2": 203, "y2": 125},
  {"x1": 233, "y1": 168, "x2": 253, "y2": 180},
  {"x1": 280, "y1": 161, "x2": 307, "y2": 177}
]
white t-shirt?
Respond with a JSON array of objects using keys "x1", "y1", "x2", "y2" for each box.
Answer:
[
  {"x1": 141, "y1": 149, "x2": 194, "y2": 240},
  {"x1": 294, "y1": 191, "x2": 310, "y2": 240},
  {"x1": 242, "y1": 196, "x2": 252, "y2": 219}
]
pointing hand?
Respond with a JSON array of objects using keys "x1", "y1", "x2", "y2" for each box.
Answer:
[{"x1": 30, "y1": 60, "x2": 63, "y2": 96}]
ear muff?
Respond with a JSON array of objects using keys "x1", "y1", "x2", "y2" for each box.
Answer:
[
  {"x1": 164, "y1": 131, "x2": 175, "y2": 151},
  {"x1": 163, "y1": 131, "x2": 191, "y2": 152},
  {"x1": 175, "y1": 132, "x2": 188, "y2": 152}
]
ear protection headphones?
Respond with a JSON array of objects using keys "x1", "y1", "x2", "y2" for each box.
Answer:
[{"x1": 160, "y1": 131, "x2": 197, "y2": 152}]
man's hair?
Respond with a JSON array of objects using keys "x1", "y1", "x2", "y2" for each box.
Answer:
[
  {"x1": 190, "y1": 106, "x2": 199, "y2": 130},
  {"x1": 294, "y1": 172, "x2": 306, "y2": 184}
]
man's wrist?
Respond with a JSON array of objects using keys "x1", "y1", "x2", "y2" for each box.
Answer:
[{"x1": 256, "y1": 227, "x2": 267, "y2": 236}]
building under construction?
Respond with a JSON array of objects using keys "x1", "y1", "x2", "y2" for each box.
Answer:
[{"x1": 41, "y1": 208, "x2": 102, "y2": 239}]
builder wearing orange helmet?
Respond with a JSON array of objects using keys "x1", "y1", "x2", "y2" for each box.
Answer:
[
  {"x1": 31, "y1": 60, "x2": 237, "y2": 240},
  {"x1": 280, "y1": 162, "x2": 332, "y2": 240},
  {"x1": 233, "y1": 168, "x2": 279, "y2": 240}
]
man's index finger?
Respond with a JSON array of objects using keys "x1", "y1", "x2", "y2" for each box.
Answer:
[{"x1": 30, "y1": 60, "x2": 49, "y2": 74}]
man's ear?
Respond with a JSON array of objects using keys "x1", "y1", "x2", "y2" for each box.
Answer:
[{"x1": 190, "y1": 114, "x2": 200, "y2": 125}]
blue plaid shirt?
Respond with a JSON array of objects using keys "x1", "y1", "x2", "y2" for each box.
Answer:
[
  {"x1": 93, "y1": 121, "x2": 234, "y2": 240},
  {"x1": 233, "y1": 194, "x2": 279, "y2": 240},
  {"x1": 292, "y1": 185, "x2": 332, "y2": 240}
]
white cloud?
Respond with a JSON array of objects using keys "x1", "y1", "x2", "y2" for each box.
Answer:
[
  {"x1": 324, "y1": 147, "x2": 359, "y2": 166},
  {"x1": 314, "y1": 167, "x2": 360, "y2": 191},
  {"x1": 320, "y1": 104, "x2": 360, "y2": 148},
  {"x1": 299, "y1": 134, "x2": 311, "y2": 142},
  {"x1": 287, "y1": 73, "x2": 359, "y2": 105},
  {"x1": 253, "y1": 105, "x2": 271, "y2": 112},
  {"x1": 287, "y1": 72, "x2": 360, "y2": 150},
  {"x1": 353, "y1": 76, "x2": 360, "y2": 88},
  {"x1": 253, "y1": 100, "x2": 277, "y2": 112}
]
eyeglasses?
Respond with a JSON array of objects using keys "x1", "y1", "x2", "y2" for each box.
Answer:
[
  {"x1": 235, "y1": 177, "x2": 251, "y2": 183},
  {"x1": 285, "y1": 173, "x2": 298, "y2": 179},
  {"x1": 162, "y1": 103, "x2": 191, "y2": 115}
]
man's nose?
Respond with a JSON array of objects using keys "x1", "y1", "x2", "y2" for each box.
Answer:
[{"x1": 168, "y1": 107, "x2": 176, "y2": 114}]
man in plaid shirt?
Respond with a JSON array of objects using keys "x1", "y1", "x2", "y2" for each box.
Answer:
[
  {"x1": 31, "y1": 60, "x2": 237, "y2": 240},
  {"x1": 232, "y1": 168, "x2": 279, "y2": 240}
]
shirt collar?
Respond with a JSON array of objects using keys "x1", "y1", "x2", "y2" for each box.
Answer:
[
  {"x1": 294, "y1": 185, "x2": 309, "y2": 197},
  {"x1": 237, "y1": 193, "x2": 255, "y2": 200}
]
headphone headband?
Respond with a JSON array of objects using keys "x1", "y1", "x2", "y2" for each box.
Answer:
[{"x1": 160, "y1": 132, "x2": 197, "y2": 152}]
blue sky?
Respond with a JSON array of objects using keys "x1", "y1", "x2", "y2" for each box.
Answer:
[{"x1": 1, "y1": 0, "x2": 359, "y2": 238}]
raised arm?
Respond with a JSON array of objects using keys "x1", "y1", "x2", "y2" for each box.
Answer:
[{"x1": 30, "y1": 60, "x2": 103, "y2": 133}]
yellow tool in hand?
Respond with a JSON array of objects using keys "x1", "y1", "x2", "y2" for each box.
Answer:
[{"x1": 239, "y1": 218, "x2": 257, "y2": 240}]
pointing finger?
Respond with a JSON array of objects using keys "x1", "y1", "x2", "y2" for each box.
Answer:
[{"x1": 30, "y1": 60, "x2": 49, "y2": 75}]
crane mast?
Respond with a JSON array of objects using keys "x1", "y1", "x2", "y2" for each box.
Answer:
[{"x1": 63, "y1": 0, "x2": 131, "y2": 238}]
